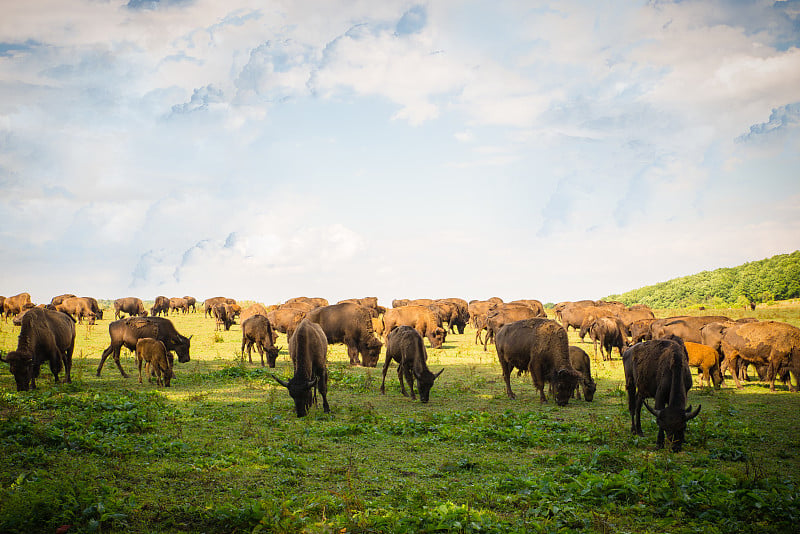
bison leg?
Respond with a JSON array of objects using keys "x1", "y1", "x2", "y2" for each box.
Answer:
[
  {"x1": 403, "y1": 366, "x2": 416, "y2": 400},
  {"x1": 318, "y1": 373, "x2": 330, "y2": 413},
  {"x1": 498, "y1": 357, "x2": 516, "y2": 400},
  {"x1": 380, "y1": 354, "x2": 393, "y2": 395},
  {"x1": 138, "y1": 357, "x2": 144, "y2": 384},
  {"x1": 346, "y1": 343, "x2": 361, "y2": 366}
]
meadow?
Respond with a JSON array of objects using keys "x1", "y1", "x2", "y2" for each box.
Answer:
[{"x1": 1, "y1": 302, "x2": 799, "y2": 533}]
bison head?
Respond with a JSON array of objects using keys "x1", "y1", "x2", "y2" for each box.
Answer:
[
  {"x1": 582, "y1": 378, "x2": 597, "y2": 402},
  {"x1": 266, "y1": 346, "x2": 281, "y2": 368},
  {"x1": 2, "y1": 350, "x2": 35, "y2": 391},
  {"x1": 360, "y1": 337, "x2": 383, "y2": 367},
  {"x1": 644, "y1": 401, "x2": 701, "y2": 452},
  {"x1": 173, "y1": 334, "x2": 192, "y2": 363},
  {"x1": 553, "y1": 368, "x2": 583, "y2": 406},
  {"x1": 429, "y1": 327, "x2": 446, "y2": 349},
  {"x1": 416, "y1": 368, "x2": 444, "y2": 403},
  {"x1": 274, "y1": 374, "x2": 316, "y2": 417}
]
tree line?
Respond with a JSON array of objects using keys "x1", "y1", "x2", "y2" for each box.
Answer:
[{"x1": 606, "y1": 250, "x2": 800, "y2": 309}]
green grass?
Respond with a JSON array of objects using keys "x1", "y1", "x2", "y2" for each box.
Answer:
[{"x1": 1, "y1": 305, "x2": 799, "y2": 533}]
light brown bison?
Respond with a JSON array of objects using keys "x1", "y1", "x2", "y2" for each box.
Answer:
[
  {"x1": 241, "y1": 315, "x2": 280, "y2": 367},
  {"x1": 653, "y1": 316, "x2": 732, "y2": 344},
  {"x1": 240, "y1": 303, "x2": 272, "y2": 323},
  {"x1": 169, "y1": 297, "x2": 189, "y2": 315},
  {"x1": 306, "y1": 302, "x2": 383, "y2": 366},
  {"x1": 4, "y1": 292, "x2": 34, "y2": 320},
  {"x1": 1, "y1": 307, "x2": 76, "y2": 391},
  {"x1": 483, "y1": 303, "x2": 541, "y2": 351},
  {"x1": 273, "y1": 319, "x2": 330, "y2": 417},
  {"x1": 494, "y1": 318, "x2": 582, "y2": 405},
  {"x1": 382, "y1": 305, "x2": 446, "y2": 349},
  {"x1": 151, "y1": 296, "x2": 170, "y2": 317},
  {"x1": 720, "y1": 321, "x2": 800, "y2": 391},
  {"x1": 684, "y1": 341, "x2": 723, "y2": 388},
  {"x1": 380, "y1": 326, "x2": 444, "y2": 403},
  {"x1": 136, "y1": 337, "x2": 173, "y2": 387},
  {"x1": 50, "y1": 294, "x2": 76, "y2": 307},
  {"x1": 114, "y1": 297, "x2": 147, "y2": 319},
  {"x1": 267, "y1": 307, "x2": 307, "y2": 339},
  {"x1": 623, "y1": 338, "x2": 701, "y2": 452},
  {"x1": 204, "y1": 297, "x2": 236, "y2": 317},
  {"x1": 508, "y1": 299, "x2": 547, "y2": 318},
  {"x1": 55, "y1": 296, "x2": 96, "y2": 325}
]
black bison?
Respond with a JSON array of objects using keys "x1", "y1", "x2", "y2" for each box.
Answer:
[
  {"x1": 151, "y1": 296, "x2": 170, "y2": 316},
  {"x1": 623, "y1": 339, "x2": 701, "y2": 451},
  {"x1": 55, "y1": 296, "x2": 96, "y2": 325},
  {"x1": 273, "y1": 319, "x2": 330, "y2": 417},
  {"x1": 568, "y1": 346, "x2": 596, "y2": 401},
  {"x1": 136, "y1": 337, "x2": 173, "y2": 387},
  {"x1": 306, "y1": 302, "x2": 383, "y2": 366},
  {"x1": 1, "y1": 307, "x2": 76, "y2": 391},
  {"x1": 97, "y1": 316, "x2": 191, "y2": 378},
  {"x1": 241, "y1": 315, "x2": 280, "y2": 367},
  {"x1": 720, "y1": 321, "x2": 800, "y2": 392},
  {"x1": 114, "y1": 297, "x2": 147, "y2": 319},
  {"x1": 494, "y1": 318, "x2": 583, "y2": 406},
  {"x1": 382, "y1": 305, "x2": 446, "y2": 349},
  {"x1": 380, "y1": 326, "x2": 444, "y2": 403}
]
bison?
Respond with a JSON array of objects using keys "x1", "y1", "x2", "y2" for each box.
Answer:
[
  {"x1": 4, "y1": 292, "x2": 34, "y2": 320},
  {"x1": 151, "y1": 296, "x2": 170, "y2": 317},
  {"x1": 136, "y1": 337, "x2": 173, "y2": 387},
  {"x1": 55, "y1": 296, "x2": 96, "y2": 325},
  {"x1": 623, "y1": 339, "x2": 701, "y2": 451},
  {"x1": 273, "y1": 319, "x2": 330, "y2": 417},
  {"x1": 204, "y1": 297, "x2": 236, "y2": 317},
  {"x1": 50, "y1": 294, "x2": 76, "y2": 307},
  {"x1": 494, "y1": 318, "x2": 582, "y2": 405},
  {"x1": 114, "y1": 297, "x2": 147, "y2": 319},
  {"x1": 382, "y1": 305, "x2": 446, "y2": 349},
  {"x1": 82, "y1": 297, "x2": 104, "y2": 320},
  {"x1": 213, "y1": 303, "x2": 235, "y2": 331},
  {"x1": 97, "y1": 316, "x2": 191, "y2": 378},
  {"x1": 586, "y1": 316, "x2": 629, "y2": 360},
  {"x1": 483, "y1": 303, "x2": 541, "y2": 351},
  {"x1": 268, "y1": 307, "x2": 307, "y2": 339},
  {"x1": 684, "y1": 341, "x2": 723, "y2": 388},
  {"x1": 306, "y1": 302, "x2": 383, "y2": 367},
  {"x1": 241, "y1": 315, "x2": 280, "y2": 367},
  {"x1": 380, "y1": 326, "x2": 444, "y2": 403},
  {"x1": 1, "y1": 307, "x2": 76, "y2": 391},
  {"x1": 183, "y1": 296, "x2": 197, "y2": 313},
  {"x1": 652, "y1": 316, "x2": 730, "y2": 343},
  {"x1": 568, "y1": 346, "x2": 597, "y2": 401},
  {"x1": 720, "y1": 321, "x2": 800, "y2": 392}
]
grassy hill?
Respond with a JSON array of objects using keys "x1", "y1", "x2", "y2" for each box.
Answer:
[{"x1": 607, "y1": 250, "x2": 800, "y2": 309}]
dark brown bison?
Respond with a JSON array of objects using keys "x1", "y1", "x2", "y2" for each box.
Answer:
[
  {"x1": 55, "y1": 296, "x2": 96, "y2": 325},
  {"x1": 114, "y1": 297, "x2": 147, "y2": 319},
  {"x1": 306, "y1": 302, "x2": 383, "y2": 366},
  {"x1": 151, "y1": 296, "x2": 170, "y2": 316},
  {"x1": 213, "y1": 303, "x2": 235, "y2": 331},
  {"x1": 273, "y1": 319, "x2": 330, "y2": 417},
  {"x1": 720, "y1": 321, "x2": 800, "y2": 392},
  {"x1": 136, "y1": 337, "x2": 173, "y2": 387},
  {"x1": 587, "y1": 316, "x2": 629, "y2": 360},
  {"x1": 267, "y1": 307, "x2": 307, "y2": 339},
  {"x1": 380, "y1": 326, "x2": 444, "y2": 403},
  {"x1": 204, "y1": 297, "x2": 236, "y2": 317},
  {"x1": 437, "y1": 298, "x2": 470, "y2": 334},
  {"x1": 494, "y1": 318, "x2": 582, "y2": 405},
  {"x1": 82, "y1": 297, "x2": 104, "y2": 320},
  {"x1": 183, "y1": 296, "x2": 197, "y2": 312},
  {"x1": 568, "y1": 346, "x2": 596, "y2": 401},
  {"x1": 623, "y1": 339, "x2": 701, "y2": 451},
  {"x1": 684, "y1": 341, "x2": 723, "y2": 388},
  {"x1": 4, "y1": 292, "x2": 34, "y2": 319},
  {"x1": 484, "y1": 303, "x2": 541, "y2": 351},
  {"x1": 382, "y1": 305, "x2": 446, "y2": 349},
  {"x1": 1, "y1": 307, "x2": 76, "y2": 391},
  {"x1": 241, "y1": 315, "x2": 280, "y2": 367},
  {"x1": 97, "y1": 316, "x2": 191, "y2": 378}
]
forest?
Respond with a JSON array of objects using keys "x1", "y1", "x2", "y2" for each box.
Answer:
[{"x1": 606, "y1": 250, "x2": 800, "y2": 309}]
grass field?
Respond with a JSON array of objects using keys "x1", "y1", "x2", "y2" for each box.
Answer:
[{"x1": 1, "y1": 304, "x2": 799, "y2": 533}]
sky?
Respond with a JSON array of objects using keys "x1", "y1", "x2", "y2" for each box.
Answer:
[{"x1": 1, "y1": 0, "x2": 799, "y2": 307}]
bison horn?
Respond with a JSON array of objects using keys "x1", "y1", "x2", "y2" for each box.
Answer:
[
  {"x1": 306, "y1": 376, "x2": 319, "y2": 389},
  {"x1": 272, "y1": 374, "x2": 290, "y2": 388},
  {"x1": 685, "y1": 404, "x2": 702, "y2": 420},
  {"x1": 643, "y1": 400, "x2": 662, "y2": 417},
  {"x1": 434, "y1": 368, "x2": 444, "y2": 379}
]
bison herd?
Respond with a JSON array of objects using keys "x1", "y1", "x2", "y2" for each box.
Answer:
[{"x1": 2, "y1": 292, "x2": 799, "y2": 452}]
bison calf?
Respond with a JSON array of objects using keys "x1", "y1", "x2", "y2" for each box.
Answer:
[
  {"x1": 568, "y1": 346, "x2": 597, "y2": 401},
  {"x1": 241, "y1": 315, "x2": 280, "y2": 367},
  {"x1": 273, "y1": 319, "x2": 330, "y2": 417},
  {"x1": 380, "y1": 326, "x2": 444, "y2": 403},
  {"x1": 136, "y1": 337, "x2": 173, "y2": 387}
]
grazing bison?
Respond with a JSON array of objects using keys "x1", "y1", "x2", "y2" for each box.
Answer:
[
  {"x1": 268, "y1": 308, "x2": 307, "y2": 339},
  {"x1": 55, "y1": 296, "x2": 96, "y2": 325},
  {"x1": 380, "y1": 326, "x2": 444, "y2": 403},
  {"x1": 169, "y1": 297, "x2": 189, "y2": 315},
  {"x1": 382, "y1": 305, "x2": 446, "y2": 349},
  {"x1": 151, "y1": 296, "x2": 170, "y2": 317},
  {"x1": 587, "y1": 316, "x2": 629, "y2": 360},
  {"x1": 623, "y1": 339, "x2": 701, "y2": 451},
  {"x1": 273, "y1": 319, "x2": 330, "y2": 417},
  {"x1": 183, "y1": 296, "x2": 197, "y2": 312},
  {"x1": 392, "y1": 299, "x2": 410, "y2": 308},
  {"x1": 241, "y1": 315, "x2": 280, "y2": 367},
  {"x1": 97, "y1": 316, "x2": 191, "y2": 378},
  {"x1": 213, "y1": 303, "x2": 235, "y2": 331},
  {"x1": 136, "y1": 337, "x2": 173, "y2": 387},
  {"x1": 204, "y1": 297, "x2": 236, "y2": 317},
  {"x1": 720, "y1": 321, "x2": 800, "y2": 392},
  {"x1": 306, "y1": 302, "x2": 383, "y2": 367},
  {"x1": 1, "y1": 307, "x2": 76, "y2": 391},
  {"x1": 494, "y1": 318, "x2": 582, "y2": 405},
  {"x1": 568, "y1": 346, "x2": 597, "y2": 401},
  {"x1": 82, "y1": 297, "x2": 104, "y2": 320},
  {"x1": 684, "y1": 341, "x2": 723, "y2": 388},
  {"x1": 114, "y1": 297, "x2": 147, "y2": 319},
  {"x1": 50, "y1": 294, "x2": 76, "y2": 307},
  {"x1": 4, "y1": 292, "x2": 34, "y2": 320}
]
